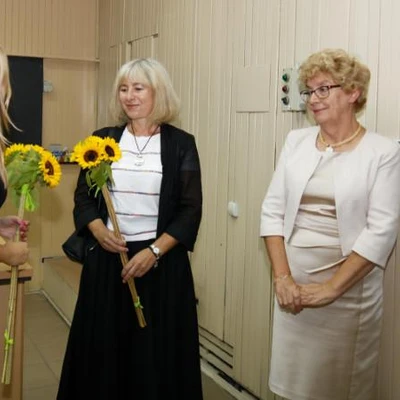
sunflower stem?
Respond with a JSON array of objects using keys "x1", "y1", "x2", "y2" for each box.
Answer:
[{"x1": 101, "y1": 186, "x2": 146, "y2": 328}]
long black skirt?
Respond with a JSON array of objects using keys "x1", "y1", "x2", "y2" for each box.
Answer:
[{"x1": 57, "y1": 240, "x2": 203, "y2": 400}]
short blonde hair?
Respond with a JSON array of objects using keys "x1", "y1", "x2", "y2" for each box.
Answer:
[
  {"x1": 109, "y1": 58, "x2": 180, "y2": 125},
  {"x1": 299, "y1": 48, "x2": 370, "y2": 113},
  {"x1": 0, "y1": 47, "x2": 12, "y2": 145}
]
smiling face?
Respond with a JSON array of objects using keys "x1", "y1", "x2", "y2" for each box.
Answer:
[
  {"x1": 118, "y1": 79, "x2": 155, "y2": 122},
  {"x1": 305, "y1": 73, "x2": 360, "y2": 125}
]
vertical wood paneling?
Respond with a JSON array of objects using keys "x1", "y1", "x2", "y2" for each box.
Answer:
[
  {"x1": 109, "y1": 0, "x2": 124, "y2": 47},
  {"x1": 129, "y1": 36, "x2": 154, "y2": 59},
  {"x1": 279, "y1": 1, "x2": 400, "y2": 399},
  {"x1": 123, "y1": 0, "x2": 159, "y2": 42},
  {"x1": 0, "y1": 1, "x2": 5, "y2": 45},
  {"x1": 97, "y1": 0, "x2": 400, "y2": 399},
  {"x1": 159, "y1": 0, "x2": 231, "y2": 342},
  {"x1": 228, "y1": 0, "x2": 279, "y2": 394},
  {"x1": 42, "y1": 59, "x2": 98, "y2": 149},
  {"x1": 348, "y1": 0, "x2": 380, "y2": 131},
  {"x1": 38, "y1": 58, "x2": 98, "y2": 287},
  {"x1": 0, "y1": 0, "x2": 97, "y2": 60},
  {"x1": 97, "y1": 0, "x2": 112, "y2": 127},
  {"x1": 376, "y1": 1, "x2": 400, "y2": 398},
  {"x1": 40, "y1": 166, "x2": 79, "y2": 259}
]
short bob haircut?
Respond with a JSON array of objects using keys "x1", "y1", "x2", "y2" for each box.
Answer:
[
  {"x1": 109, "y1": 58, "x2": 180, "y2": 126},
  {"x1": 298, "y1": 48, "x2": 370, "y2": 114}
]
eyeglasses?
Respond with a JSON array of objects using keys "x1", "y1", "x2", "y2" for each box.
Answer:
[{"x1": 300, "y1": 84, "x2": 341, "y2": 102}]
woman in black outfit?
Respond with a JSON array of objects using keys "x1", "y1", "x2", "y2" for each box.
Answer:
[{"x1": 57, "y1": 58, "x2": 203, "y2": 400}]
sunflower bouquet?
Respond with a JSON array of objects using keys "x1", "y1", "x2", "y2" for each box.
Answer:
[
  {"x1": 70, "y1": 136, "x2": 146, "y2": 328},
  {"x1": 2, "y1": 143, "x2": 62, "y2": 384},
  {"x1": 5, "y1": 144, "x2": 62, "y2": 211}
]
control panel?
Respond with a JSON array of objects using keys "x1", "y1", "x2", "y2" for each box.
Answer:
[{"x1": 280, "y1": 67, "x2": 306, "y2": 112}]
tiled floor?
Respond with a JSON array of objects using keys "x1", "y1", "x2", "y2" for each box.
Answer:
[
  {"x1": 24, "y1": 293, "x2": 67, "y2": 399},
  {"x1": 23, "y1": 292, "x2": 237, "y2": 400}
]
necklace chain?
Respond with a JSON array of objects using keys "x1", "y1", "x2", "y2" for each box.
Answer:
[
  {"x1": 130, "y1": 123, "x2": 158, "y2": 165},
  {"x1": 318, "y1": 123, "x2": 363, "y2": 152}
]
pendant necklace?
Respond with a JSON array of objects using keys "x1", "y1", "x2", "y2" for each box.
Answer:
[
  {"x1": 318, "y1": 123, "x2": 363, "y2": 153},
  {"x1": 131, "y1": 123, "x2": 158, "y2": 166}
]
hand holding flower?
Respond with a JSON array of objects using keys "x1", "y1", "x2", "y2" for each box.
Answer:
[
  {"x1": 88, "y1": 219, "x2": 128, "y2": 254},
  {"x1": 0, "y1": 216, "x2": 29, "y2": 241}
]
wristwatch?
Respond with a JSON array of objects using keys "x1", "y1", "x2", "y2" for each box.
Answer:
[{"x1": 149, "y1": 244, "x2": 161, "y2": 263}]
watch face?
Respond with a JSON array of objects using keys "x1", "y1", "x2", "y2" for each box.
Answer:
[{"x1": 151, "y1": 245, "x2": 160, "y2": 255}]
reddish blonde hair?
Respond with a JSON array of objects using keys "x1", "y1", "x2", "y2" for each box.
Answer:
[{"x1": 299, "y1": 48, "x2": 370, "y2": 113}]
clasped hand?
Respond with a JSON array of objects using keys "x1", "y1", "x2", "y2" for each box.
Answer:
[{"x1": 276, "y1": 277, "x2": 339, "y2": 314}]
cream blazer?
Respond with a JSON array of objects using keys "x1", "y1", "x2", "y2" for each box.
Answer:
[{"x1": 260, "y1": 126, "x2": 400, "y2": 268}]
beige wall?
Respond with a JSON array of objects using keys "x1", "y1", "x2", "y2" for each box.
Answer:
[
  {"x1": 0, "y1": 0, "x2": 99, "y2": 291},
  {"x1": 97, "y1": 1, "x2": 400, "y2": 399},
  {"x1": 280, "y1": 2, "x2": 400, "y2": 399},
  {"x1": 0, "y1": 0, "x2": 399, "y2": 398},
  {"x1": 0, "y1": 0, "x2": 98, "y2": 60}
]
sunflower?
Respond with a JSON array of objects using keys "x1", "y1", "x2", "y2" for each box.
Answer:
[
  {"x1": 71, "y1": 137, "x2": 102, "y2": 169},
  {"x1": 101, "y1": 137, "x2": 121, "y2": 162},
  {"x1": 4, "y1": 143, "x2": 29, "y2": 161},
  {"x1": 29, "y1": 144, "x2": 46, "y2": 157},
  {"x1": 39, "y1": 151, "x2": 62, "y2": 188}
]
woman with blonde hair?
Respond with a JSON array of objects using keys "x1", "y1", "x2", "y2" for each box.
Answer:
[
  {"x1": 260, "y1": 48, "x2": 400, "y2": 399},
  {"x1": 0, "y1": 47, "x2": 29, "y2": 265},
  {"x1": 58, "y1": 58, "x2": 203, "y2": 400}
]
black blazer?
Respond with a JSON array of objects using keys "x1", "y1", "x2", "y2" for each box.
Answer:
[{"x1": 73, "y1": 123, "x2": 202, "y2": 251}]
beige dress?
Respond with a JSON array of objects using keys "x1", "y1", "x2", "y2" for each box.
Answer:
[{"x1": 269, "y1": 152, "x2": 384, "y2": 400}]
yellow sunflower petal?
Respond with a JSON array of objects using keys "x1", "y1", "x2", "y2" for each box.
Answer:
[
  {"x1": 30, "y1": 144, "x2": 46, "y2": 157},
  {"x1": 5, "y1": 143, "x2": 29, "y2": 158},
  {"x1": 39, "y1": 151, "x2": 62, "y2": 188},
  {"x1": 71, "y1": 137, "x2": 102, "y2": 169},
  {"x1": 101, "y1": 137, "x2": 121, "y2": 162}
]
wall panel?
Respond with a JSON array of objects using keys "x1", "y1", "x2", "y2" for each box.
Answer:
[
  {"x1": 279, "y1": 1, "x2": 400, "y2": 399},
  {"x1": 42, "y1": 59, "x2": 98, "y2": 149},
  {"x1": 0, "y1": 2, "x2": 99, "y2": 291},
  {"x1": 0, "y1": 0, "x2": 98, "y2": 60},
  {"x1": 123, "y1": 0, "x2": 159, "y2": 42}
]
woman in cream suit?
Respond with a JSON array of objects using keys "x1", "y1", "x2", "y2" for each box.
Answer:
[{"x1": 260, "y1": 48, "x2": 400, "y2": 400}]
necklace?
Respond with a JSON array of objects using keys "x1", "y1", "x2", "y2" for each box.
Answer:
[
  {"x1": 318, "y1": 124, "x2": 363, "y2": 153},
  {"x1": 130, "y1": 123, "x2": 158, "y2": 166}
]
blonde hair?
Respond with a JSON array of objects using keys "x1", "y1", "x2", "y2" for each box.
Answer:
[
  {"x1": 109, "y1": 58, "x2": 180, "y2": 125},
  {"x1": 0, "y1": 47, "x2": 12, "y2": 146},
  {"x1": 0, "y1": 47, "x2": 13, "y2": 183},
  {"x1": 299, "y1": 48, "x2": 370, "y2": 114}
]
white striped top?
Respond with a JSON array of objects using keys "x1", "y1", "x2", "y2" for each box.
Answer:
[{"x1": 106, "y1": 127, "x2": 162, "y2": 241}]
